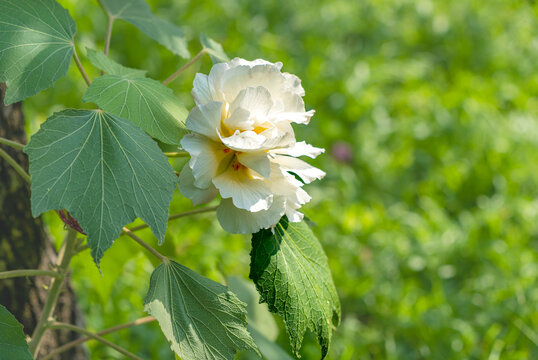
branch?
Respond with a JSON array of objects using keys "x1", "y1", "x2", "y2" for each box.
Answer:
[
  {"x1": 28, "y1": 229, "x2": 78, "y2": 356},
  {"x1": 0, "y1": 147, "x2": 30, "y2": 183},
  {"x1": 122, "y1": 227, "x2": 168, "y2": 263},
  {"x1": 48, "y1": 322, "x2": 144, "y2": 360},
  {"x1": 73, "y1": 48, "x2": 91, "y2": 86},
  {"x1": 42, "y1": 317, "x2": 155, "y2": 360},
  {"x1": 128, "y1": 206, "x2": 218, "y2": 232},
  {"x1": 0, "y1": 136, "x2": 25, "y2": 150},
  {"x1": 0, "y1": 269, "x2": 59, "y2": 280},
  {"x1": 162, "y1": 49, "x2": 207, "y2": 85}
]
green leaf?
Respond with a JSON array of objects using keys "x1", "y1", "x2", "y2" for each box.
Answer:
[
  {"x1": 86, "y1": 48, "x2": 147, "y2": 79},
  {"x1": 144, "y1": 261, "x2": 259, "y2": 360},
  {"x1": 228, "y1": 277, "x2": 294, "y2": 360},
  {"x1": 83, "y1": 75, "x2": 187, "y2": 145},
  {"x1": 24, "y1": 109, "x2": 177, "y2": 267},
  {"x1": 0, "y1": 0, "x2": 75, "y2": 105},
  {"x1": 100, "y1": 0, "x2": 189, "y2": 58},
  {"x1": 200, "y1": 35, "x2": 229, "y2": 64},
  {"x1": 0, "y1": 305, "x2": 33, "y2": 360},
  {"x1": 250, "y1": 217, "x2": 341, "y2": 359}
]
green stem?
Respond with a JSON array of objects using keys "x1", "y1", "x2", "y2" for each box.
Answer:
[
  {"x1": 162, "y1": 49, "x2": 207, "y2": 85},
  {"x1": 0, "y1": 136, "x2": 25, "y2": 150},
  {"x1": 28, "y1": 229, "x2": 78, "y2": 357},
  {"x1": 104, "y1": 15, "x2": 114, "y2": 56},
  {"x1": 164, "y1": 151, "x2": 190, "y2": 158},
  {"x1": 128, "y1": 206, "x2": 218, "y2": 232},
  {"x1": 48, "y1": 322, "x2": 144, "y2": 360},
  {"x1": 73, "y1": 48, "x2": 91, "y2": 86},
  {"x1": 0, "y1": 269, "x2": 59, "y2": 280},
  {"x1": 42, "y1": 316, "x2": 155, "y2": 360},
  {"x1": 0, "y1": 147, "x2": 30, "y2": 183},
  {"x1": 122, "y1": 227, "x2": 168, "y2": 263}
]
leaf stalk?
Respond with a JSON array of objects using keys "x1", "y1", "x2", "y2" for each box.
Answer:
[
  {"x1": 0, "y1": 147, "x2": 30, "y2": 183},
  {"x1": 162, "y1": 49, "x2": 207, "y2": 85}
]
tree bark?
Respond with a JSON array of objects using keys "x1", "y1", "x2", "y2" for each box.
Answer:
[{"x1": 0, "y1": 84, "x2": 87, "y2": 360}]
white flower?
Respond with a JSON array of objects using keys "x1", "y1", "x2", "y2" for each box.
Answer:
[{"x1": 179, "y1": 58, "x2": 325, "y2": 234}]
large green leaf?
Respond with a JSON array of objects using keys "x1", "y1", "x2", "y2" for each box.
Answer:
[
  {"x1": 250, "y1": 217, "x2": 341, "y2": 359},
  {"x1": 25, "y1": 109, "x2": 177, "y2": 267},
  {"x1": 144, "y1": 261, "x2": 259, "y2": 360},
  {"x1": 83, "y1": 75, "x2": 187, "y2": 145},
  {"x1": 200, "y1": 35, "x2": 229, "y2": 64},
  {"x1": 0, "y1": 305, "x2": 33, "y2": 360},
  {"x1": 0, "y1": 0, "x2": 75, "y2": 105},
  {"x1": 100, "y1": 0, "x2": 189, "y2": 58},
  {"x1": 86, "y1": 47, "x2": 147, "y2": 79}
]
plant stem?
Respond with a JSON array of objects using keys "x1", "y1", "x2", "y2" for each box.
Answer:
[
  {"x1": 48, "y1": 322, "x2": 144, "y2": 360},
  {"x1": 164, "y1": 151, "x2": 190, "y2": 158},
  {"x1": 42, "y1": 316, "x2": 155, "y2": 360},
  {"x1": 28, "y1": 229, "x2": 78, "y2": 357},
  {"x1": 0, "y1": 269, "x2": 60, "y2": 280},
  {"x1": 122, "y1": 227, "x2": 168, "y2": 263},
  {"x1": 162, "y1": 49, "x2": 206, "y2": 85},
  {"x1": 104, "y1": 15, "x2": 114, "y2": 56},
  {"x1": 128, "y1": 206, "x2": 218, "y2": 232},
  {"x1": 0, "y1": 147, "x2": 30, "y2": 183},
  {"x1": 73, "y1": 48, "x2": 91, "y2": 86},
  {"x1": 0, "y1": 136, "x2": 25, "y2": 149}
]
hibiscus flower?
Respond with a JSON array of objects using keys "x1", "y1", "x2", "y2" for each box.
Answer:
[{"x1": 179, "y1": 58, "x2": 325, "y2": 234}]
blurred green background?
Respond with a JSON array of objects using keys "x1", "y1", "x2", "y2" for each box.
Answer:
[{"x1": 24, "y1": 0, "x2": 538, "y2": 359}]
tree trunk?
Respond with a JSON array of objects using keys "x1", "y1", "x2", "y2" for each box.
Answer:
[{"x1": 0, "y1": 84, "x2": 87, "y2": 360}]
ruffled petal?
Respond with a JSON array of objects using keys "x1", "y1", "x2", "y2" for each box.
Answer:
[
  {"x1": 285, "y1": 208, "x2": 305, "y2": 222},
  {"x1": 218, "y1": 129, "x2": 266, "y2": 151},
  {"x1": 237, "y1": 152, "x2": 271, "y2": 178},
  {"x1": 185, "y1": 101, "x2": 223, "y2": 140},
  {"x1": 178, "y1": 165, "x2": 218, "y2": 205},
  {"x1": 271, "y1": 141, "x2": 325, "y2": 158},
  {"x1": 192, "y1": 73, "x2": 212, "y2": 105},
  {"x1": 227, "y1": 86, "x2": 273, "y2": 129},
  {"x1": 218, "y1": 128, "x2": 295, "y2": 152},
  {"x1": 272, "y1": 155, "x2": 326, "y2": 184},
  {"x1": 217, "y1": 197, "x2": 286, "y2": 234},
  {"x1": 181, "y1": 134, "x2": 230, "y2": 188},
  {"x1": 212, "y1": 165, "x2": 273, "y2": 211},
  {"x1": 282, "y1": 72, "x2": 305, "y2": 97},
  {"x1": 267, "y1": 164, "x2": 311, "y2": 204},
  {"x1": 220, "y1": 62, "x2": 284, "y2": 104}
]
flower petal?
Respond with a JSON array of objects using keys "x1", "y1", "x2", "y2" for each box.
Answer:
[
  {"x1": 272, "y1": 155, "x2": 326, "y2": 184},
  {"x1": 178, "y1": 165, "x2": 218, "y2": 205},
  {"x1": 181, "y1": 134, "x2": 230, "y2": 188},
  {"x1": 271, "y1": 141, "x2": 325, "y2": 158},
  {"x1": 185, "y1": 101, "x2": 223, "y2": 140},
  {"x1": 286, "y1": 208, "x2": 305, "y2": 222},
  {"x1": 212, "y1": 165, "x2": 273, "y2": 211},
  {"x1": 237, "y1": 152, "x2": 271, "y2": 178},
  {"x1": 282, "y1": 72, "x2": 305, "y2": 97},
  {"x1": 220, "y1": 62, "x2": 284, "y2": 104},
  {"x1": 217, "y1": 197, "x2": 286, "y2": 234},
  {"x1": 267, "y1": 164, "x2": 311, "y2": 206},
  {"x1": 192, "y1": 73, "x2": 212, "y2": 105},
  {"x1": 230, "y1": 86, "x2": 273, "y2": 117},
  {"x1": 218, "y1": 128, "x2": 295, "y2": 153}
]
